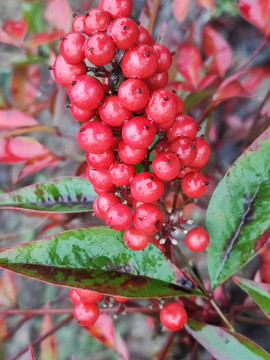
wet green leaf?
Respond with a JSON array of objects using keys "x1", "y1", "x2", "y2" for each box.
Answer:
[
  {"x1": 0, "y1": 177, "x2": 96, "y2": 213},
  {"x1": 0, "y1": 226, "x2": 200, "y2": 298},
  {"x1": 186, "y1": 319, "x2": 270, "y2": 360},
  {"x1": 206, "y1": 127, "x2": 270, "y2": 289},
  {"x1": 233, "y1": 276, "x2": 270, "y2": 318}
]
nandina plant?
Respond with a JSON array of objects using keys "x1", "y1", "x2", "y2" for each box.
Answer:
[{"x1": 0, "y1": 0, "x2": 269, "y2": 359}]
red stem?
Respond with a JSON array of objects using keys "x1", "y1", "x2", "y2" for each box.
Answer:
[{"x1": 157, "y1": 332, "x2": 176, "y2": 360}]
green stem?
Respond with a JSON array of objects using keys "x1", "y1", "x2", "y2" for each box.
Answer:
[{"x1": 210, "y1": 299, "x2": 235, "y2": 331}]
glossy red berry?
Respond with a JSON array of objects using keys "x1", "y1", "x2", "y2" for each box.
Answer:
[
  {"x1": 130, "y1": 172, "x2": 164, "y2": 202},
  {"x1": 86, "y1": 148, "x2": 114, "y2": 169},
  {"x1": 77, "y1": 121, "x2": 113, "y2": 153},
  {"x1": 189, "y1": 136, "x2": 210, "y2": 169},
  {"x1": 137, "y1": 25, "x2": 154, "y2": 45},
  {"x1": 155, "y1": 137, "x2": 171, "y2": 154},
  {"x1": 95, "y1": 192, "x2": 121, "y2": 219},
  {"x1": 87, "y1": 167, "x2": 113, "y2": 189},
  {"x1": 74, "y1": 289, "x2": 104, "y2": 304},
  {"x1": 132, "y1": 199, "x2": 159, "y2": 210},
  {"x1": 156, "y1": 117, "x2": 175, "y2": 131},
  {"x1": 160, "y1": 302, "x2": 188, "y2": 331},
  {"x1": 177, "y1": 166, "x2": 195, "y2": 179},
  {"x1": 167, "y1": 114, "x2": 198, "y2": 141},
  {"x1": 118, "y1": 79, "x2": 150, "y2": 111},
  {"x1": 52, "y1": 55, "x2": 86, "y2": 87},
  {"x1": 72, "y1": 14, "x2": 85, "y2": 32},
  {"x1": 68, "y1": 75, "x2": 105, "y2": 109},
  {"x1": 84, "y1": 8, "x2": 111, "y2": 35},
  {"x1": 152, "y1": 152, "x2": 181, "y2": 181},
  {"x1": 84, "y1": 32, "x2": 115, "y2": 66},
  {"x1": 170, "y1": 137, "x2": 197, "y2": 166},
  {"x1": 122, "y1": 116, "x2": 156, "y2": 149},
  {"x1": 99, "y1": 95, "x2": 131, "y2": 127},
  {"x1": 124, "y1": 225, "x2": 150, "y2": 250},
  {"x1": 134, "y1": 204, "x2": 164, "y2": 234},
  {"x1": 69, "y1": 104, "x2": 95, "y2": 122},
  {"x1": 181, "y1": 171, "x2": 208, "y2": 198},
  {"x1": 93, "y1": 184, "x2": 116, "y2": 195},
  {"x1": 60, "y1": 32, "x2": 85, "y2": 64},
  {"x1": 118, "y1": 141, "x2": 147, "y2": 164},
  {"x1": 146, "y1": 89, "x2": 178, "y2": 124},
  {"x1": 109, "y1": 160, "x2": 135, "y2": 186},
  {"x1": 121, "y1": 44, "x2": 158, "y2": 79},
  {"x1": 100, "y1": 0, "x2": 132, "y2": 19},
  {"x1": 153, "y1": 44, "x2": 172, "y2": 73},
  {"x1": 93, "y1": 198, "x2": 105, "y2": 220},
  {"x1": 186, "y1": 227, "x2": 210, "y2": 252},
  {"x1": 109, "y1": 17, "x2": 139, "y2": 50},
  {"x1": 105, "y1": 203, "x2": 133, "y2": 231},
  {"x1": 177, "y1": 97, "x2": 185, "y2": 113},
  {"x1": 145, "y1": 71, "x2": 169, "y2": 91},
  {"x1": 69, "y1": 289, "x2": 81, "y2": 305},
  {"x1": 73, "y1": 302, "x2": 99, "y2": 327}
]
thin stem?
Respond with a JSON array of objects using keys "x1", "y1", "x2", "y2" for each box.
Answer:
[
  {"x1": 209, "y1": 299, "x2": 235, "y2": 331},
  {"x1": 157, "y1": 332, "x2": 176, "y2": 360},
  {"x1": 240, "y1": 37, "x2": 268, "y2": 71}
]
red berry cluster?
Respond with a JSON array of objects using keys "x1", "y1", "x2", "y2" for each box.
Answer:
[{"x1": 51, "y1": 0, "x2": 210, "y2": 253}]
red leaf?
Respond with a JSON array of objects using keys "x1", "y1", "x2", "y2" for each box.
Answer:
[
  {"x1": 3, "y1": 20, "x2": 27, "y2": 41},
  {"x1": 212, "y1": 80, "x2": 251, "y2": 103},
  {"x1": 87, "y1": 314, "x2": 130, "y2": 360},
  {"x1": 177, "y1": 43, "x2": 202, "y2": 89},
  {"x1": 16, "y1": 152, "x2": 60, "y2": 183},
  {"x1": 45, "y1": 0, "x2": 72, "y2": 33},
  {"x1": 26, "y1": 31, "x2": 64, "y2": 48},
  {"x1": 239, "y1": 0, "x2": 270, "y2": 37},
  {"x1": 203, "y1": 25, "x2": 232, "y2": 77},
  {"x1": 40, "y1": 315, "x2": 58, "y2": 360},
  {"x1": 11, "y1": 65, "x2": 40, "y2": 105},
  {"x1": 169, "y1": 81, "x2": 195, "y2": 92},
  {"x1": 241, "y1": 67, "x2": 270, "y2": 91},
  {"x1": 172, "y1": 0, "x2": 190, "y2": 23},
  {"x1": 0, "y1": 315, "x2": 8, "y2": 341},
  {"x1": 194, "y1": 0, "x2": 215, "y2": 9},
  {"x1": 27, "y1": 345, "x2": 36, "y2": 360},
  {"x1": 0, "y1": 110, "x2": 38, "y2": 130},
  {"x1": 0, "y1": 270, "x2": 18, "y2": 308},
  {"x1": 139, "y1": 0, "x2": 161, "y2": 34},
  {"x1": 198, "y1": 74, "x2": 218, "y2": 90}
]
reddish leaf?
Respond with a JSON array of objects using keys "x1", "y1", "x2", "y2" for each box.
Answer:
[
  {"x1": 3, "y1": 20, "x2": 27, "y2": 41},
  {"x1": 27, "y1": 345, "x2": 36, "y2": 360},
  {"x1": 203, "y1": 25, "x2": 232, "y2": 77},
  {"x1": 139, "y1": 0, "x2": 161, "y2": 35},
  {"x1": 194, "y1": 0, "x2": 215, "y2": 9},
  {"x1": 88, "y1": 314, "x2": 130, "y2": 360},
  {"x1": 198, "y1": 74, "x2": 219, "y2": 90},
  {"x1": 45, "y1": 0, "x2": 72, "y2": 33},
  {"x1": 0, "y1": 270, "x2": 18, "y2": 308},
  {"x1": 239, "y1": 0, "x2": 270, "y2": 37},
  {"x1": 0, "y1": 315, "x2": 8, "y2": 341},
  {"x1": 26, "y1": 31, "x2": 64, "y2": 48},
  {"x1": 172, "y1": 0, "x2": 190, "y2": 23},
  {"x1": 177, "y1": 44, "x2": 202, "y2": 89},
  {"x1": 241, "y1": 67, "x2": 270, "y2": 91},
  {"x1": 11, "y1": 65, "x2": 40, "y2": 105},
  {"x1": 40, "y1": 315, "x2": 58, "y2": 360},
  {"x1": 0, "y1": 28, "x2": 18, "y2": 46},
  {"x1": 169, "y1": 81, "x2": 195, "y2": 92},
  {"x1": 75, "y1": 161, "x2": 88, "y2": 178},
  {"x1": 0, "y1": 110, "x2": 38, "y2": 130},
  {"x1": 16, "y1": 152, "x2": 60, "y2": 183}
]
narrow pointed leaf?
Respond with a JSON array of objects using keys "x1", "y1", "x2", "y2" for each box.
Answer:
[
  {"x1": 239, "y1": 0, "x2": 270, "y2": 37},
  {"x1": 40, "y1": 315, "x2": 58, "y2": 360},
  {"x1": 27, "y1": 345, "x2": 36, "y2": 360},
  {"x1": 233, "y1": 276, "x2": 270, "y2": 318},
  {"x1": 177, "y1": 44, "x2": 201, "y2": 90},
  {"x1": 206, "y1": 127, "x2": 270, "y2": 289},
  {"x1": 172, "y1": 0, "x2": 190, "y2": 23},
  {"x1": 0, "y1": 226, "x2": 200, "y2": 298},
  {"x1": 139, "y1": 0, "x2": 161, "y2": 35},
  {"x1": 26, "y1": 31, "x2": 64, "y2": 49},
  {"x1": 0, "y1": 270, "x2": 18, "y2": 308},
  {"x1": 45, "y1": 0, "x2": 72, "y2": 33},
  {"x1": 186, "y1": 319, "x2": 270, "y2": 360},
  {"x1": 0, "y1": 176, "x2": 96, "y2": 213},
  {"x1": 0, "y1": 315, "x2": 8, "y2": 341},
  {"x1": 0, "y1": 110, "x2": 38, "y2": 130}
]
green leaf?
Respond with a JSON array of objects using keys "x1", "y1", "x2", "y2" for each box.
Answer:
[
  {"x1": 22, "y1": 2, "x2": 46, "y2": 34},
  {"x1": 184, "y1": 91, "x2": 211, "y2": 112},
  {"x1": 186, "y1": 319, "x2": 270, "y2": 360},
  {"x1": 233, "y1": 276, "x2": 270, "y2": 318},
  {"x1": 0, "y1": 226, "x2": 201, "y2": 298},
  {"x1": 0, "y1": 177, "x2": 96, "y2": 213},
  {"x1": 206, "y1": 127, "x2": 270, "y2": 289}
]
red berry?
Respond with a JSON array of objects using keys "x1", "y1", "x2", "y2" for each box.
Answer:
[
  {"x1": 109, "y1": 160, "x2": 135, "y2": 186},
  {"x1": 170, "y1": 137, "x2": 197, "y2": 166},
  {"x1": 177, "y1": 166, "x2": 195, "y2": 179},
  {"x1": 146, "y1": 89, "x2": 178, "y2": 124},
  {"x1": 153, "y1": 44, "x2": 172, "y2": 73},
  {"x1": 99, "y1": 95, "x2": 131, "y2": 127},
  {"x1": 87, "y1": 167, "x2": 113, "y2": 189},
  {"x1": 112, "y1": 135, "x2": 122, "y2": 149},
  {"x1": 186, "y1": 227, "x2": 210, "y2": 252},
  {"x1": 152, "y1": 152, "x2": 181, "y2": 181},
  {"x1": 181, "y1": 171, "x2": 208, "y2": 198},
  {"x1": 93, "y1": 184, "x2": 116, "y2": 195},
  {"x1": 132, "y1": 199, "x2": 159, "y2": 210},
  {"x1": 84, "y1": 8, "x2": 111, "y2": 35},
  {"x1": 105, "y1": 203, "x2": 133, "y2": 231},
  {"x1": 160, "y1": 302, "x2": 188, "y2": 331},
  {"x1": 93, "y1": 198, "x2": 105, "y2": 220},
  {"x1": 109, "y1": 17, "x2": 139, "y2": 50},
  {"x1": 122, "y1": 116, "x2": 156, "y2": 149},
  {"x1": 72, "y1": 15, "x2": 85, "y2": 32},
  {"x1": 156, "y1": 117, "x2": 175, "y2": 131},
  {"x1": 69, "y1": 289, "x2": 81, "y2": 305},
  {"x1": 86, "y1": 148, "x2": 114, "y2": 169},
  {"x1": 84, "y1": 32, "x2": 115, "y2": 66},
  {"x1": 130, "y1": 172, "x2": 164, "y2": 202},
  {"x1": 121, "y1": 44, "x2": 158, "y2": 79},
  {"x1": 118, "y1": 79, "x2": 150, "y2": 111},
  {"x1": 124, "y1": 225, "x2": 150, "y2": 250},
  {"x1": 167, "y1": 114, "x2": 198, "y2": 141},
  {"x1": 52, "y1": 55, "x2": 86, "y2": 87},
  {"x1": 68, "y1": 75, "x2": 105, "y2": 109},
  {"x1": 69, "y1": 104, "x2": 95, "y2": 122},
  {"x1": 96, "y1": 192, "x2": 121, "y2": 219},
  {"x1": 78, "y1": 121, "x2": 113, "y2": 153},
  {"x1": 189, "y1": 136, "x2": 210, "y2": 169},
  {"x1": 177, "y1": 97, "x2": 185, "y2": 113},
  {"x1": 74, "y1": 289, "x2": 104, "y2": 304},
  {"x1": 100, "y1": 0, "x2": 132, "y2": 19},
  {"x1": 134, "y1": 204, "x2": 164, "y2": 234},
  {"x1": 137, "y1": 25, "x2": 154, "y2": 45},
  {"x1": 155, "y1": 137, "x2": 171, "y2": 154},
  {"x1": 73, "y1": 302, "x2": 99, "y2": 327},
  {"x1": 118, "y1": 141, "x2": 147, "y2": 164},
  {"x1": 145, "y1": 71, "x2": 169, "y2": 91},
  {"x1": 60, "y1": 32, "x2": 85, "y2": 64}
]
